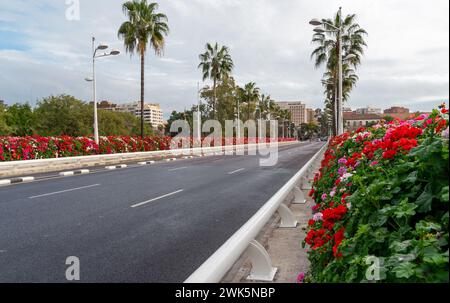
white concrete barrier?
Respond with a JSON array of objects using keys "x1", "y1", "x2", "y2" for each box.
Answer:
[{"x1": 0, "y1": 141, "x2": 298, "y2": 177}]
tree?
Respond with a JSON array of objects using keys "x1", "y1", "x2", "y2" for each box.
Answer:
[
  {"x1": 34, "y1": 95, "x2": 92, "y2": 136},
  {"x1": 200, "y1": 75, "x2": 238, "y2": 124},
  {"x1": 238, "y1": 82, "x2": 260, "y2": 121},
  {"x1": 0, "y1": 103, "x2": 11, "y2": 135},
  {"x1": 118, "y1": 0, "x2": 169, "y2": 138},
  {"x1": 311, "y1": 8, "x2": 367, "y2": 135},
  {"x1": 198, "y1": 42, "x2": 234, "y2": 119},
  {"x1": 4, "y1": 103, "x2": 36, "y2": 136},
  {"x1": 98, "y1": 110, "x2": 152, "y2": 136}
]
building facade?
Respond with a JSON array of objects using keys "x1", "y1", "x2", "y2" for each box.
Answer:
[
  {"x1": 116, "y1": 102, "x2": 164, "y2": 127},
  {"x1": 355, "y1": 106, "x2": 382, "y2": 115},
  {"x1": 384, "y1": 106, "x2": 410, "y2": 120},
  {"x1": 344, "y1": 112, "x2": 381, "y2": 131},
  {"x1": 90, "y1": 101, "x2": 165, "y2": 127},
  {"x1": 306, "y1": 108, "x2": 317, "y2": 124},
  {"x1": 276, "y1": 101, "x2": 308, "y2": 126}
]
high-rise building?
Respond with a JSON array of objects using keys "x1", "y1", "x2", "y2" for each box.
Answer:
[
  {"x1": 116, "y1": 102, "x2": 164, "y2": 127},
  {"x1": 306, "y1": 108, "x2": 317, "y2": 124},
  {"x1": 90, "y1": 100, "x2": 165, "y2": 127},
  {"x1": 276, "y1": 101, "x2": 307, "y2": 126}
]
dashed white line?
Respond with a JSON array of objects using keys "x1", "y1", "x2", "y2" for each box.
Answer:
[
  {"x1": 168, "y1": 167, "x2": 188, "y2": 172},
  {"x1": 227, "y1": 168, "x2": 246, "y2": 175},
  {"x1": 130, "y1": 189, "x2": 184, "y2": 208},
  {"x1": 29, "y1": 184, "x2": 100, "y2": 199}
]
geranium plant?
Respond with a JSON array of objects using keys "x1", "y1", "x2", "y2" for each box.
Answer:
[{"x1": 303, "y1": 107, "x2": 449, "y2": 283}]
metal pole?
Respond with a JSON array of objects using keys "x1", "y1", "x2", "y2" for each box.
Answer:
[
  {"x1": 337, "y1": 7, "x2": 344, "y2": 135},
  {"x1": 237, "y1": 100, "x2": 241, "y2": 140},
  {"x1": 92, "y1": 37, "x2": 99, "y2": 145},
  {"x1": 197, "y1": 82, "x2": 201, "y2": 142}
]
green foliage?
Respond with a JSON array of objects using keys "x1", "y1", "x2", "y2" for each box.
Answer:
[
  {"x1": 305, "y1": 111, "x2": 449, "y2": 283},
  {"x1": 34, "y1": 95, "x2": 92, "y2": 136},
  {"x1": 0, "y1": 95, "x2": 150, "y2": 137},
  {"x1": 0, "y1": 103, "x2": 12, "y2": 135},
  {"x1": 4, "y1": 103, "x2": 36, "y2": 136}
]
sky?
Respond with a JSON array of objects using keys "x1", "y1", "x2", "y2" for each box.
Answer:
[{"x1": 0, "y1": 0, "x2": 448, "y2": 119}]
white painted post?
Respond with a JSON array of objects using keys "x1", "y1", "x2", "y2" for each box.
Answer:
[
  {"x1": 246, "y1": 240, "x2": 278, "y2": 281},
  {"x1": 293, "y1": 186, "x2": 307, "y2": 204},
  {"x1": 277, "y1": 204, "x2": 298, "y2": 228}
]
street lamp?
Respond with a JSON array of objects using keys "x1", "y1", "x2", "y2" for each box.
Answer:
[
  {"x1": 236, "y1": 99, "x2": 241, "y2": 140},
  {"x1": 196, "y1": 82, "x2": 202, "y2": 143},
  {"x1": 310, "y1": 7, "x2": 347, "y2": 135},
  {"x1": 86, "y1": 37, "x2": 120, "y2": 145}
]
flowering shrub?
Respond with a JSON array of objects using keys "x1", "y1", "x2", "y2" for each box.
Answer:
[
  {"x1": 303, "y1": 107, "x2": 449, "y2": 282},
  {"x1": 0, "y1": 136, "x2": 296, "y2": 161}
]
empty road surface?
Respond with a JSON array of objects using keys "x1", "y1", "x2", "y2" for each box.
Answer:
[{"x1": 0, "y1": 141, "x2": 324, "y2": 282}]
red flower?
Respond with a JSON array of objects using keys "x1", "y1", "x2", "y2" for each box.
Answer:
[
  {"x1": 382, "y1": 149, "x2": 397, "y2": 159},
  {"x1": 332, "y1": 228, "x2": 345, "y2": 258}
]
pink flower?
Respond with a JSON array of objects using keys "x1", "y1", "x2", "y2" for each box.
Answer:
[
  {"x1": 338, "y1": 157, "x2": 347, "y2": 165},
  {"x1": 313, "y1": 212, "x2": 323, "y2": 222},
  {"x1": 330, "y1": 190, "x2": 336, "y2": 197},
  {"x1": 321, "y1": 193, "x2": 328, "y2": 201},
  {"x1": 370, "y1": 161, "x2": 379, "y2": 167},
  {"x1": 297, "y1": 272, "x2": 305, "y2": 283}
]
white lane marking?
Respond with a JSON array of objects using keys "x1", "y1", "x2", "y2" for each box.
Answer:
[
  {"x1": 29, "y1": 184, "x2": 100, "y2": 199},
  {"x1": 130, "y1": 189, "x2": 184, "y2": 208},
  {"x1": 168, "y1": 167, "x2": 188, "y2": 172},
  {"x1": 228, "y1": 168, "x2": 246, "y2": 175}
]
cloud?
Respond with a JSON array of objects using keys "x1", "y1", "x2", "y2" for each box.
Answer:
[{"x1": 0, "y1": 0, "x2": 448, "y2": 119}]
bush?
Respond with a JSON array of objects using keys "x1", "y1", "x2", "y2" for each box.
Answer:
[
  {"x1": 303, "y1": 107, "x2": 449, "y2": 283},
  {"x1": 0, "y1": 136, "x2": 296, "y2": 161}
]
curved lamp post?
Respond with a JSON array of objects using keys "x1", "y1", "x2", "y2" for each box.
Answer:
[
  {"x1": 85, "y1": 37, "x2": 120, "y2": 145},
  {"x1": 309, "y1": 8, "x2": 355, "y2": 135}
]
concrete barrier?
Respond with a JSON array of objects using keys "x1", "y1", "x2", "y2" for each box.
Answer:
[{"x1": 0, "y1": 141, "x2": 298, "y2": 177}]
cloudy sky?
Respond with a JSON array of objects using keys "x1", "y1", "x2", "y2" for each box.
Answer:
[{"x1": 0, "y1": 0, "x2": 448, "y2": 118}]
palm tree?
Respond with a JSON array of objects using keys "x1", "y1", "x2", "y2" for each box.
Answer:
[
  {"x1": 311, "y1": 9, "x2": 367, "y2": 135},
  {"x1": 118, "y1": 0, "x2": 169, "y2": 138},
  {"x1": 238, "y1": 82, "x2": 260, "y2": 121},
  {"x1": 259, "y1": 94, "x2": 272, "y2": 120},
  {"x1": 198, "y1": 43, "x2": 234, "y2": 119}
]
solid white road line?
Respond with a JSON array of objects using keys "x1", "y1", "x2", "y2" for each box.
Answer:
[
  {"x1": 168, "y1": 167, "x2": 188, "y2": 172},
  {"x1": 130, "y1": 189, "x2": 184, "y2": 208},
  {"x1": 227, "y1": 168, "x2": 246, "y2": 175},
  {"x1": 29, "y1": 184, "x2": 101, "y2": 199}
]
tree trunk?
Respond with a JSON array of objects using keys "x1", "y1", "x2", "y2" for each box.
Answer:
[
  {"x1": 140, "y1": 51, "x2": 145, "y2": 139},
  {"x1": 213, "y1": 78, "x2": 217, "y2": 120}
]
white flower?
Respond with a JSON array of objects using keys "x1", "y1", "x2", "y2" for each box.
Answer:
[{"x1": 341, "y1": 173, "x2": 353, "y2": 180}]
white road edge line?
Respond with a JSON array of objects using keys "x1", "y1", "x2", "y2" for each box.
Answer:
[
  {"x1": 29, "y1": 184, "x2": 101, "y2": 199},
  {"x1": 130, "y1": 189, "x2": 184, "y2": 208},
  {"x1": 228, "y1": 168, "x2": 246, "y2": 175}
]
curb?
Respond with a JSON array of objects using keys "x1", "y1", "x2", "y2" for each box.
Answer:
[
  {"x1": 59, "y1": 169, "x2": 90, "y2": 176},
  {"x1": 138, "y1": 161, "x2": 156, "y2": 165},
  {"x1": 105, "y1": 164, "x2": 128, "y2": 170},
  {"x1": 0, "y1": 176, "x2": 35, "y2": 186}
]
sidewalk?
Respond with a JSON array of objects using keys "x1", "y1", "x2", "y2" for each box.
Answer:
[{"x1": 222, "y1": 191, "x2": 314, "y2": 283}]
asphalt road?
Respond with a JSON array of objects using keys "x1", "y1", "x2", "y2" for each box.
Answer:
[{"x1": 0, "y1": 141, "x2": 324, "y2": 283}]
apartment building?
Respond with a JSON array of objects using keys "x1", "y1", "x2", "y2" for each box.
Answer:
[
  {"x1": 91, "y1": 100, "x2": 165, "y2": 127},
  {"x1": 276, "y1": 101, "x2": 308, "y2": 126},
  {"x1": 116, "y1": 102, "x2": 164, "y2": 127}
]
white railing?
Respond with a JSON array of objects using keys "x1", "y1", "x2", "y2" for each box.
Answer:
[
  {"x1": 0, "y1": 141, "x2": 297, "y2": 177},
  {"x1": 184, "y1": 141, "x2": 328, "y2": 283}
]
